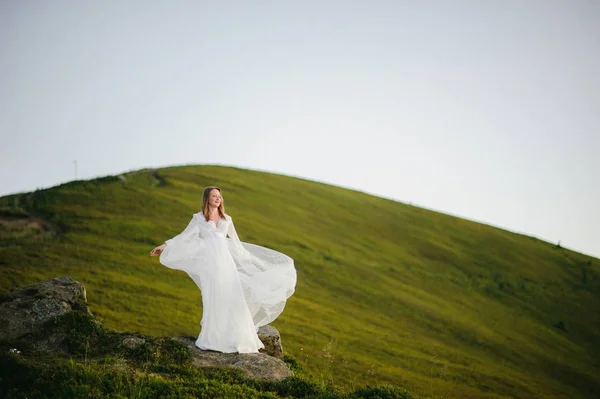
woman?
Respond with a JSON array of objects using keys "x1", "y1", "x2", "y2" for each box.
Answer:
[{"x1": 150, "y1": 186, "x2": 296, "y2": 354}]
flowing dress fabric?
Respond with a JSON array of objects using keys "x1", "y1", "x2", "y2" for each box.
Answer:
[{"x1": 159, "y1": 213, "x2": 296, "y2": 353}]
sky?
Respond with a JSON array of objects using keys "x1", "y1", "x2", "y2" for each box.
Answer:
[{"x1": 1, "y1": 0, "x2": 599, "y2": 258}]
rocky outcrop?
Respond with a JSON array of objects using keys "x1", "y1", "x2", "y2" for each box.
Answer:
[
  {"x1": 121, "y1": 336, "x2": 146, "y2": 349},
  {"x1": 258, "y1": 324, "x2": 284, "y2": 359},
  {"x1": 0, "y1": 277, "x2": 293, "y2": 382},
  {"x1": 172, "y1": 337, "x2": 293, "y2": 381},
  {"x1": 0, "y1": 276, "x2": 88, "y2": 342}
]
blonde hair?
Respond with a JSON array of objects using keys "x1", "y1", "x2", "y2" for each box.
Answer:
[{"x1": 201, "y1": 186, "x2": 225, "y2": 221}]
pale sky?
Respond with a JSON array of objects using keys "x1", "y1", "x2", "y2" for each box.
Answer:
[{"x1": 1, "y1": 0, "x2": 599, "y2": 258}]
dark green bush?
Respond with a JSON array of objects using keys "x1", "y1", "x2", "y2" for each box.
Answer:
[{"x1": 350, "y1": 385, "x2": 413, "y2": 399}]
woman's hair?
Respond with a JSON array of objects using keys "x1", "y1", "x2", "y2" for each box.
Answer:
[{"x1": 201, "y1": 186, "x2": 226, "y2": 221}]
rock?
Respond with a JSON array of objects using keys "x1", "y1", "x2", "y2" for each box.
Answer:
[
  {"x1": 122, "y1": 336, "x2": 146, "y2": 349},
  {"x1": 0, "y1": 277, "x2": 294, "y2": 383},
  {"x1": 258, "y1": 325, "x2": 284, "y2": 359},
  {"x1": 172, "y1": 337, "x2": 293, "y2": 381},
  {"x1": 0, "y1": 276, "x2": 88, "y2": 342}
]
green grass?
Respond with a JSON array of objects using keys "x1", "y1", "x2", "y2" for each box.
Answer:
[
  {"x1": 0, "y1": 311, "x2": 412, "y2": 398},
  {"x1": 1, "y1": 165, "x2": 599, "y2": 398},
  {"x1": 1, "y1": 353, "x2": 412, "y2": 399}
]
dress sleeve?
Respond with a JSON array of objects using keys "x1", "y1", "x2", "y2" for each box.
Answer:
[
  {"x1": 165, "y1": 214, "x2": 199, "y2": 246},
  {"x1": 225, "y1": 215, "x2": 297, "y2": 328},
  {"x1": 226, "y1": 217, "x2": 252, "y2": 260},
  {"x1": 227, "y1": 217, "x2": 241, "y2": 242},
  {"x1": 159, "y1": 214, "x2": 205, "y2": 271}
]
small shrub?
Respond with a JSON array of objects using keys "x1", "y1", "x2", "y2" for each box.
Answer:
[
  {"x1": 554, "y1": 321, "x2": 568, "y2": 332},
  {"x1": 283, "y1": 353, "x2": 303, "y2": 373},
  {"x1": 251, "y1": 375, "x2": 338, "y2": 398},
  {"x1": 158, "y1": 338, "x2": 190, "y2": 364},
  {"x1": 350, "y1": 385, "x2": 414, "y2": 399}
]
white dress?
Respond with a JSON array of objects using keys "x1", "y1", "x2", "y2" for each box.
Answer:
[{"x1": 159, "y1": 212, "x2": 296, "y2": 353}]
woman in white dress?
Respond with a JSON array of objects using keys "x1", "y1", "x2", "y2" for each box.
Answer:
[{"x1": 150, "y1": 186, "x2": 296, "y2": 353}]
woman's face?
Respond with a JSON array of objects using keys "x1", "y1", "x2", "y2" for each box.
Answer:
[{"x1": 208, "y1": 189, "x2": 222, "y2": 208}]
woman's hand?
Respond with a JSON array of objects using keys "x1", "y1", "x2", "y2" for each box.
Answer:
[{"x1": 150, "y1": 243, "x2": 167, "y2": 256}]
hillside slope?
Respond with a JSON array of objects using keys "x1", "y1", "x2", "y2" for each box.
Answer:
[{"x1": 1, "y1": 165, "x2": 599, "y2": 398}]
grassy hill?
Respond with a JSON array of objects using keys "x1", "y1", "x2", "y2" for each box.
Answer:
[{"x1": 1, "y1": 165, "x2": 599, "y2": 399}]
